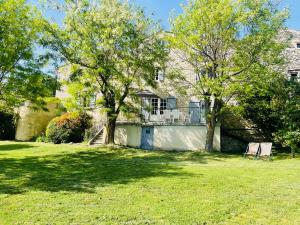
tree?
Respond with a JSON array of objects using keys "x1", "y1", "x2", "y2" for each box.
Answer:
[
  {"x1": 60, "y1": 65, "x2": 99, "y2": 112},
  {"x1": 276, "y1": 79, "x2": 300, "y2": 158},
  {"x1": 237, "y1": 75, "x2": 287, "y2": 141},
  {"x1": 43, "y1": 0, "x2": 167, "y2": 144},
  {"x1": 168, "y1": 0, "x2": 288, "y2": 151},
  {"x1": 0, "y1": 0, "x2": 56, "y2": 111}
]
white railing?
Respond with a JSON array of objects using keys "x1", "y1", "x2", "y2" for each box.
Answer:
[{"x1": 141, "y1": 107, "x2": 206, "y2": 124}]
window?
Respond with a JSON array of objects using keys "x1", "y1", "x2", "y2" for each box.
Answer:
[
  {"x1": 155, "y1": 71, "x2": 159, "y2": 81},
  {"x1": 290, "y1": 72, "x2": 298, "y2": 81},
  {"x1": 155, "y1": 68, "x2": 164, "y2": 81},
  {"x1": 151, "y1": 98, "x2": 158, "y2": 115},
  {"x1": 160, "y1": 99, "x2": 167, "y2": 114},
  {"x1": 297, "y1": 43, "x2": 300, "y2": 48}
]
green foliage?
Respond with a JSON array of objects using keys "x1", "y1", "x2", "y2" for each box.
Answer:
[
  {"x1": 0, "y1": 111, "x2": 16, "y2": 140},
  {"x1": 60, "y1": 66, "x2": 99, "y2": 111},
  {"x1": 276, "y1": 80, "x2": 300, "y2": 156},
  {"x1": 46, "y1": 112, "x2": 91, "y2": 144},
  {"x1": 169, "y1": 0, "x2": 288, "y2": 99},
  {"x1": 237, "y1": 76, "x2": 287, "y2": 140},
  {"x1": 238, "y1": 73, "x2": 299, "y2": 156},
  {"x1": 35, "y1": 133, "x2": 48, "y2": 143},
  {"x1": 43, "y1": 0, "x2": 168, "y2": 143},
  {"x1": 0, "y1": 0, "x2": 56, "y2": 110},
  {"x1": 168, "y1": 0, "x2": 288, "y2": 151}
]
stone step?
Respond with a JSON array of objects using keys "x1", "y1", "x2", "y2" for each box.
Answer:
[
  {"x1": 93, "y1": 138, "x2": 104, "y2": 144},
  {"x1": 90, "y1": 130, "x2": 105, "y2": 145}
]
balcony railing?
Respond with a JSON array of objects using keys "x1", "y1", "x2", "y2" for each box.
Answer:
[{"x1": 141, "y1": 107, "x2": 206, "y2": 124}]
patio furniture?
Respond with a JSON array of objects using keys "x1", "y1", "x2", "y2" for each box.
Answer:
[
  {"x1": 172, "y1": 109, "x2": 180, "y2": 123},
  {"x1": 244, "y1": 142, "x2": 260, "y2": 158},
  {"x1": 258, "y1": 142, "x2": 273, "y2": 160},
  {"x1": 163, "y1": 110, "x2": 172, "y2": 123}
]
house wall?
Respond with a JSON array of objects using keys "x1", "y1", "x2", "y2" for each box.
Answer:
[
  {"x1": 115, "y1": 124, "x2": 142, "y2": 148},
  {"x1": 114, "y1": 123, "x2": 221, "y2": 151},
  {"x1": 153, "y1": 125, "x2": 220, "y2": 151},
  {"x1": 15, "y1": 102, "x2": 60, "y2": 141}
]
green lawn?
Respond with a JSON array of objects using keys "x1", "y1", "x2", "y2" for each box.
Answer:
[{"x1": 0, "y1": 141, "x2": 299, "y2": 225}]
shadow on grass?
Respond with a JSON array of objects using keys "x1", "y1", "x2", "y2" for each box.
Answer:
[
  {"x1": 0, "y1": 147, "x2": 202, "y2": 195},
  {"x1": 0, "y1": 144, "x2": 37, "y2": 151}
]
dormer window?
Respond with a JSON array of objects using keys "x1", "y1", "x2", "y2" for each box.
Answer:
[
  {"x1": 155, "y1": 68, "x2": 164, "y2": 81},
  {"x1": 297, "y1": 43, "x2": 300, "y2": 49}
]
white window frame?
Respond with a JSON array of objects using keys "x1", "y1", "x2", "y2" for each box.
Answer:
[
  {"x1": 150, "y1": 98, "x2": 168, "y2": 115},
  {"x1": 151, "y1": 98, "x2": 159, "y2": 115},
  {"x1": 160, "y1": 99, "x2": 167, "y2": 114},
  {"x1": 155, "y1": 68, "x2": 165, "y2": 81}
]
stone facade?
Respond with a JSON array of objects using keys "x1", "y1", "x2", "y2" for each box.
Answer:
[
  {"x1": 283, "y1": 29, "x2": 300, "y2": 79},
  {"x1": 56, "y1": 49, "x2": 205, "y2": 125},
  {"x1": 15, "y1": 102, "x2": 61, "y2": 141}
]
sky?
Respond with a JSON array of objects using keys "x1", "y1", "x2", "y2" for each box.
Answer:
[{"x1": 29, "y1": 0, "x2": 300, "y2": 30}]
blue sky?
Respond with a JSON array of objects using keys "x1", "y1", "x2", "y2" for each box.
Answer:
[{"x1": 29, "y1": 0, "x2": 300, "y2": 30}]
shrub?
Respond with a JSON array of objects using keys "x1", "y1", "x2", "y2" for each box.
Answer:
[
  {"x1": 0, "y1": 111, "x2": 16, "y2": 140},
  {"x1": 36, "y1": 133, "x2": 48, "y2": 143},
  {"x1": 46, "y1": 112, "x2": 91, "y2": 144}
]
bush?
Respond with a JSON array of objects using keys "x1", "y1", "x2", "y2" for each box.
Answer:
[
  {"x1": 46, "y1": 112, "x2": 91, "y2": 144},
  {"x1": 0, "y1": 111, "x2": 16, "y2": 140},
  {"x1": 36, "y1": 133, "x2": 48, "y2": 143}
]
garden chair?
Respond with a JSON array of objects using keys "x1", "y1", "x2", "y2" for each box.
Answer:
[
  {"x1": 172, "y1": 109, "x2": 180, "y2": 123},
  {"x1": 163, "y1": 110, "x2": 171, "y2": 123},
  {"x1": 258, "y1": 142, "x2": 273, "y2": 160},
  {"x1": 244, "y1": 142, "x2": 260, "y2": 158}
]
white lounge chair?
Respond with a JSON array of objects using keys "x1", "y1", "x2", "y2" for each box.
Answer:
[
  {"x1": 258, "y1": 142, "x2": 273, "y2": 160},
  {"x1": 244, "y1": 143, "x2": 260, "y2": 158}
]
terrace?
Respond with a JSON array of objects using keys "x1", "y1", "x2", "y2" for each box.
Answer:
[{"x1": 140, "y1": 107, "x2": 206, "y2": 124}]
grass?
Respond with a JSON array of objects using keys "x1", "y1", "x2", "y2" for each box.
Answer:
[{"x1": 0, "y1": 141, "x2": 299, "y2": 225}]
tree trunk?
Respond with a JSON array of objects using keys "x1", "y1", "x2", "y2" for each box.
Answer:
[
  {"x1": 105, "y1": 116, "x2": 117, "y2": 145},
  {"x1": 205, "y1": 97, "x2": 219, "y2": 152},
  {"x1": 205, "y1": 116, "x2": 216, "y2": 152},
  {"x1": 291, "y1": 148, "x2": 296, "y2": 158}
]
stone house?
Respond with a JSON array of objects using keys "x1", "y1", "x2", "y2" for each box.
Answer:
[
  {"x1": 55, "y1": 49, "x2": 221, "y2": 151},
  {"x1": 15, "y1": 29, "x2": 299, "y2": 151},
  {"x1": 284, "y1": 29, "x2": 300, "y2": 81}
]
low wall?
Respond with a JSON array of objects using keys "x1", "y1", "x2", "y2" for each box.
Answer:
[
  {"x1": 15, "y1": 102, "x2": 60, "y2": 141},
  {"x1": 115, "y1": 124, "x2": 142, "y2": 148},
  {"x1": 115, "y1": 123, "x2": 220, "y2": 151},
  {"x1": 154, "y1": 125, "x2": 220, "y2": 151}
]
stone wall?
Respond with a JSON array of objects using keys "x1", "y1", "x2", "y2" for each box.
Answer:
[{"x1": 15, "y1": 102, "x2": 61, "y2": 141}]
